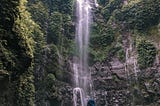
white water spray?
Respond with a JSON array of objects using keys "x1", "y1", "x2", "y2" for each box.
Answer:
[
  {"x1": 73, "y1": 88, "x2": 85, "y2": 106},
  {"x1": 133, "y1": 58, "x2": 138, "y2": 79},
  {"x1": 94, "y1": 0, "x2": 99, "y2": 7}
]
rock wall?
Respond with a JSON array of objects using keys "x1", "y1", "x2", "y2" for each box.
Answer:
[
  {"x1": 33, "y1": 0, "x2": 160, "y2": 106},
  {"x1": 91, "y1": 59, "x2": 160, "y2": 106},
  {"x1": 1, "y1": 0, "x2": 160, "y2": 106}
]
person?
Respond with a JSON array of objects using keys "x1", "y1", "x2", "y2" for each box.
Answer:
[{"x1": 87, "y1": 99, "x2": 95, "y2": 106}]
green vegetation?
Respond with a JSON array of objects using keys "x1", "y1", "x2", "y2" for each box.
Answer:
[
  {"x1": 117, "y1": 48, "x2": 125, "y2": 62},
  {"x1": 102, "y1": 0, "x2": 123, "y2": 22},
  {"x1": 137, "y1": 40, "x2": 156, "y2": 69},
  {"x1": 47, "y1": 12, "x2": 63, "y2": 44},
  {"x1": 115, "y1": 0, "x2": 160, "y2": 30},
  {"x1": 89, "y1": 0, "x2": 126, "y2": 63},
  {"x1": 28, "y1": 0, "x2": 49, "y2": 34},
  {"x1": 27, "y1": 0, "x2": 74, "y2": 105},
  {"x1": 90, "y1": 26, "x2": 116, "y2": 63},
  {"x1": 0, "y1": 0, "x2": 40, "y2": 105},
  {"x1": 13, "y1": 0, "x2": 36, "y2": 105},
  {"x1": 0, "y1": 0, "x2": 160, "y2": 105},
  {"x1": 97, "y1": 0, "x2": 109, "y2": 6},
  {"x1": 90, "y1": 27, "x2": 115, "y2": 47}
]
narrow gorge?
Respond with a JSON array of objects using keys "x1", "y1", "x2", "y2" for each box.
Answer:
[{"x1": 0, "y1": 0, "x2": 160, "y2": 106}]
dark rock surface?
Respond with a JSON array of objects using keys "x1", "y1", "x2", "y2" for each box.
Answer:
[
  {"x1": 91, "y1": 60, "x2": 130, "y2": 106},
  {"x1": 90, "y1": 58, "x2": 160, "y2": 106}
]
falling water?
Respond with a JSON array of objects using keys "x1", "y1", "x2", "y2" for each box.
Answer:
[
  {"x1": 125, "y1": 48, "x2": 130, "y2": 78},
  {"x1": 133, "y1": 58, "x2": 138, "y2": 79},
  {"x1": 73, "y1": 88, "x2": 85, "y2": 106},
  {"x1": 73, "y1": 63, "x2": 79, "y2": 87},
  {"x1": 94, "y1": 0, "x2": 99, "y2": 7},
  {"x1": 73, "y1": 0, "x2": 98, "y2": 106}
]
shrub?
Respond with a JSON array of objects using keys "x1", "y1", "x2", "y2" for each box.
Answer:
[
  {"x1": 115, "y1": 0, "x2": 160, "y2": 30},
  {"x1": 137, "y1": 40, "x2": 156, "y2": 69}
]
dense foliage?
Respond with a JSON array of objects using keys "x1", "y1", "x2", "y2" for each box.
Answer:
[
  {"x1": 27, "y1": 0, "x2": 74, "y2": 105},
  {"x1": 137, "y1": 40, "x2": 156, "y2": 69},
  {"x1": 102, "y1": 0, "x2": 123, "y2": 22},
  {"x1": 0, "y1": 0, "x2": 160, "y2": 105},
  {"x1": 0, "y1": 0, "x2": 37, "y2": 105},
  {"x1": 115, "y1": 0, "x2": 160, "y2": 30}
]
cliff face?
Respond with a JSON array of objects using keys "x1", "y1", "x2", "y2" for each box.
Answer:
[
  {"x1": 0, "y1": 0, "x2": 160, "y2": 106},
  {"x1": 90, "y1": 0, "x2": 160, "y2": 105},
  {"x1": 16, "y1": 0, "x2": 160, "y2": 105},
  {"x1": 92, "y1": 59, "x2": 160, "y2": 106},
  {"x1": 27, "y1": 0, "x2": 74, "y2": 105}
]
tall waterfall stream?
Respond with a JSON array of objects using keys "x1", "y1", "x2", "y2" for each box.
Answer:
[{"x1": 73, "y1": 0, "x2": 98, "y2": 106}]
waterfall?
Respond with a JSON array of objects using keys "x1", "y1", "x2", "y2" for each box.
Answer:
[
  {"x1": 133, "y1": 58, "x2": 138, "y2": 79},
  {"x1": 73, "y1": 88, "x2": 85, "y2": 106},
  {"x1": 94, "y1": 0, "x2": 99, "y2": 7},
  {"x1": 125, "y1": 48, "x2": 130, "y2": 78},
  {"x1": 73, "y1": 0, "x2": 98, "y2": 106}
]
